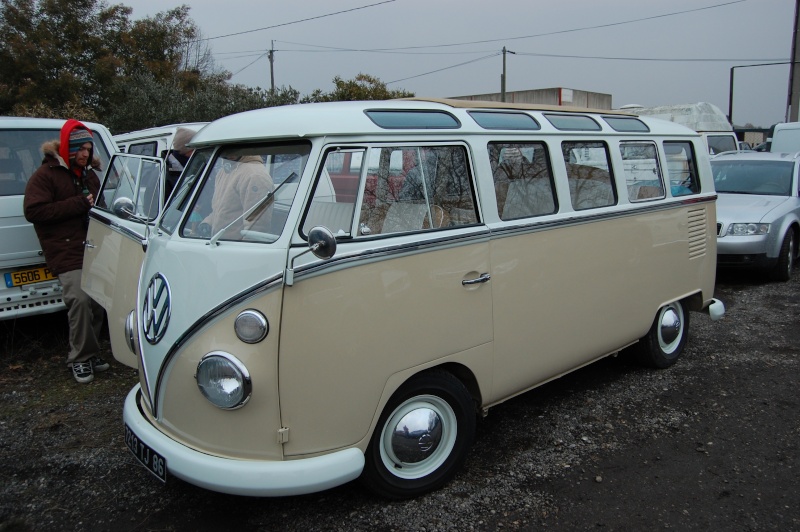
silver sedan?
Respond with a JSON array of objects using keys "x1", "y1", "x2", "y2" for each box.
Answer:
[{"x1": 712, "y1": 151, "x2": 800, "y2": 281}]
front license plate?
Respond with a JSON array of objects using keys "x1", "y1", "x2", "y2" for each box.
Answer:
[
  {"x1": 124, "y1": 423, "x2": 167, "y2": 483},
  {"x1": 4, "y1": 266, "x2": 57, "y2": 288}
]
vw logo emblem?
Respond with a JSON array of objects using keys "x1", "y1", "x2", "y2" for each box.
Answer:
[{"x1": 142, "y1": 273, "x2": 171, "y2": 345}]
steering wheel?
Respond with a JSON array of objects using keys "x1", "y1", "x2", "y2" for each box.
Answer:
[{"x1": 195, "y1": 222, "x2": 212, "y2": 237}]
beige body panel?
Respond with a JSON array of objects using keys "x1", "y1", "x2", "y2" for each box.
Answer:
[
  {"x1": 278, "y1": 238, "x2": 493, "y2": 456},
  {"x1": 154, "y1": 291, "x2": 285, "y2": 460},
  {"x1": 488, "y1": 203, "x2": 716, "y2": 403},
  {"x1": 82, "y1": 219, "x2": 143, "y2": 368}
]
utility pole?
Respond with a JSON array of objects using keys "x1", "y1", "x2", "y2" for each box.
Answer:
[
  {"x1": 501, "y1": 47, "x2": 515, "y2": 102},
  {"x1": 789, "y1": 0, "x2": 800, "y2": 121},
  {"x1": 268, "y1": 40, "x2": 275, "y2": 93}
]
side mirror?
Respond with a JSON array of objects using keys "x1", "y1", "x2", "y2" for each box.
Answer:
[
  {"x1": 285, "y1": 226, "x2": 337, "y2": 286},
  {"x1": 307, "y1": 226, "x2": 337, "y2": 260},
  {"x1": 111, "y1": 197, "x2": 136, "y2": 220}
]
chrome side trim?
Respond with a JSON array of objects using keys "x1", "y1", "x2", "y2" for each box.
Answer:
[{"x1": 291, "y1": 229, "x2": 492, "y2": 279}]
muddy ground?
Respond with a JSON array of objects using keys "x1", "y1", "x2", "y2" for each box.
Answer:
[{"x1": 0, "y1": 268, "x2": 798, "y2": 531}]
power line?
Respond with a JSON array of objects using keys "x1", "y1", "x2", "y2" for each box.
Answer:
[
  {"x1": 221, "y1": 0, "x2": 761, "y2": 84},
  {"x1": 193, "y1": 0, "x2": 396, "y2": 43},
  {"x1": 386, "y1": 53, "x2": 501, "y2": 84},
  {"x1": 314, "y1": 0, "x2": 750, "y2": 52},
  {"x1": 513, "y1": 51, "x2": 788, "y2": 63}
]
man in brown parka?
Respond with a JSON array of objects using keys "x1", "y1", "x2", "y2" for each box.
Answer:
[{"x1": 24, "y1": 119, "x2": 108, "y2": 383}]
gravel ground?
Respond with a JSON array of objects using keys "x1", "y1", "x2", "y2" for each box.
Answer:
[{"x1": 1, "y1": 268, "x2": 798, "y2": 531}]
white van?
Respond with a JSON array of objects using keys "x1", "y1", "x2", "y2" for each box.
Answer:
[
  {"x1": 621, "y1": 102, "x2": 739, "y2": 156},
  {"x1": 115, "y1": 123, "x2": 208, "y2": 199},
  {"x1": 82, "y1": 99, "x2": 725, "y2": 499},
  {"x1": 114, "y1": 122, "x2": 208, "y2": 156},
  {"x1": 0, "y1": 117, "x2": 116, "y2": 320},
  {"x1": 770, "y1": 122, "x2": 800, "y2": 153}
]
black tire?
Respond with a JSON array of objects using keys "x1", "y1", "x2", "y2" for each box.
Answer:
[
  {"x1": 633, "y1": 300, "x2": 689, "y2": 369},
  {"x1": 360, "y1": 370, "x2": 476, "y2": 499},
  {"x1": 770, "y1": 230, "x2": 795, "y2": 282}
]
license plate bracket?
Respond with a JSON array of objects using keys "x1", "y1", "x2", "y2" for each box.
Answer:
[{"x1": 124, "y1": 423, "x2": 167, "y2": 483}]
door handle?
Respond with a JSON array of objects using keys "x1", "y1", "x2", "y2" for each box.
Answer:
[
  {"x1": 462, "y1": 273, "x2": 491, "y2": 286},
  {"x1": 84, "y1": 240, "x2": 96, "y2": 249}
]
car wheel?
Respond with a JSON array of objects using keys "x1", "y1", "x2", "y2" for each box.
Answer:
[
  {"x1": 361, "y1": 370, "x2": 475, "y2": 499},
  {"x1": 633, "y1": 300, "x2": 689, "y2": 369},
  {"x1": 770, "y1": 230, "x2": 795, "y2": 282}
]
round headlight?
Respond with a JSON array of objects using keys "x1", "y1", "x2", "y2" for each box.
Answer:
[
  {"x1": 195, "y1": 352, "x2": 252, "y2": 409},
  {"x1": 234, "y1": 310, "x2": 268, "y2": 344}
]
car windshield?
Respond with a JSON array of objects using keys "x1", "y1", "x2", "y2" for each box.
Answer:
[
  {"x1": 711, "y1": 160, "x2": 794, "y2": 196},
  {"x1": 175, "y1": 142, "x2": 311, "y2": 243}
]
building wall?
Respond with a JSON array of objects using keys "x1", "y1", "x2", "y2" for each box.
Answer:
[{"x1": 450, "y1": 88, "x2": 613, "y2": 110}]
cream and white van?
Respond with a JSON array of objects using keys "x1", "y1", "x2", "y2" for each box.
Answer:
[
  {"x1": 0, "y1": 117, "x2": 116, "y2": 320},
  {"x1": 82, "y1": 99, "x2": 725, "y2": 499}
]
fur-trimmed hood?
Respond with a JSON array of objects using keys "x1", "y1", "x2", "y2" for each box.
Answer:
[{"x1": 41, "y1": 139, "x2": 102, "y2": 171}]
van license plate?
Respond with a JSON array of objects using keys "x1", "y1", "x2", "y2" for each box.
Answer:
[
  {"x1": 4, "y1": 266, "x2": 57, "y2": 287},
  {"x1": 124, "y1": 423, "x2": 167, "y2": 483}
]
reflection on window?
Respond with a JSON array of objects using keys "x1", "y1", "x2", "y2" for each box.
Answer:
[
  {"x1": 160, "y1": 148, "x2": 212, "y2": 234},
  {"x1": 711, "y1": 160, "x2": 793, "y2": 196},
  {"x1": 183, "y1": 143, "x2": 310, "y2": 243},
  {"x1": 489, "y1": 142, "x2": 556, "y2": 220},
  {"x1": 619, "y1": 142, "x2": 665, "y2": 202},
  {"x1": 357, "y1": 145, "x2": 478, "y2": 236},
  {"x1": 562, "y1": 141, "x2": 616, "y2": 210},
  {"x1": 0, "y1": 128, "x2": 110, "y2": 197},
  {"x1": 302, "y1": 149, "x2": 361, "y2": 237},
  {"x1": 664, "y1": 141, "x2": 700, "y2": 196},
  {"x1": 706, "y1": 135, "x2": 736, "y2": 156},
  {"x1": 98, "y1": 155, "x2": 162, "y2": 221}
]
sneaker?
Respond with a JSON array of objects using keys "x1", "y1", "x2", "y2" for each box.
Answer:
[
  {"x1": 70, "y1": 361, "x2": 94, "y2": 384},
  {"x1": 89, "y1": 356, "x2": 110, "y2": 372}
]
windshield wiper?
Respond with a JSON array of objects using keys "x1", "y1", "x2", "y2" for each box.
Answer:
[{"x1": 208, "y1": 171, "x2": 297, "y2": 246}]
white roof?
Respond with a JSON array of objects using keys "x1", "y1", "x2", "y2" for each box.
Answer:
[{"x1": 190, "y1": 98, "x2": 698, "y2": 147}]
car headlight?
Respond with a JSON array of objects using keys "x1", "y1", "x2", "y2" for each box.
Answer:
[
  {"x1": 727, "y1": 223, "x2": 770, "y2": 236},
  {"x1": 195, "y1": 352, "x2": 252, "y2": 409},
  {"x1": 125, "y1": 310, "x2": 136, "y2": 354}
]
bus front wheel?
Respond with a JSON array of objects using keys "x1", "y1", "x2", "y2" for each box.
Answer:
[{"x1": 360, "y1": 370, "x2": 475, "y2": 499}]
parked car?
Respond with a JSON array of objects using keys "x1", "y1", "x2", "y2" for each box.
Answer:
[
  {"x1": 738, "y1": 141, "x2": 752, "y2": 151},
  {"x1": 711, "y1": 151, "x2": 800, "y2": 281},
  {"x1": 0, "y1": 117, "x2": 117, "y2": 320}
]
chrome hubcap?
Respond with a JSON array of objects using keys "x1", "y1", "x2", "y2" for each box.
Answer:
[
  {"x1": 658, "y1": 305, "x2": 683, "y2": 354},
  {"x1": 379, "y1": 394, "x2": 457, "y2": 480}
]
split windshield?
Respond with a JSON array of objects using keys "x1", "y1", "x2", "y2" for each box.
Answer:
[{"x1": 159, "y1": 142, "x2": 311, "y2": 242}]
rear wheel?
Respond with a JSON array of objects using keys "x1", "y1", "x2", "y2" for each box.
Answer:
[
  {"x1": 360, "y1": 370, "x2": 475, "y2": 499},
  {"x1": 770, "y1": 230, "x2": 795, "y2": 282},
  {"x1": 633, "y1": 300, "x2": 689, "y2": 369}
]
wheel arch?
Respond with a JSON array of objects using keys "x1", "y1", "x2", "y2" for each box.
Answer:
[
  {"x1": 769, "y1": 219, "x2": 800, "y2": 259},
  {"x1": 359, "y1": 361, "x2": 483, "y2": 452}
]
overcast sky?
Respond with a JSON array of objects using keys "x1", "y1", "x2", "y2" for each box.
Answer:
[{"x1": 122, "y1": 0, "x2": 793, "y2": 128}]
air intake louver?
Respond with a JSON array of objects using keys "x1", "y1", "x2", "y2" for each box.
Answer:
[{"x1": 688, "y1": 208, "x2": 707, "y2": 258}]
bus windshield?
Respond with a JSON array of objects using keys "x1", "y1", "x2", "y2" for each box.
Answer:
[{"x1": 162, "y1": 142, "x2": 311, "y2": 243}]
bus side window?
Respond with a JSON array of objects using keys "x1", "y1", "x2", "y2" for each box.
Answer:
[
  {"x1": 664, "y1": 141, "x2": 700, "y2": 196},
  {"x1": 489, "y1": 142, "x2": 557, "y2": 220},
  {"x1": 562, "y1": 141, "x2": 616, "y2": 210},
  {"x1": 619, "y1": 142, "x2": 666, "y2": 202},
  {"x1": 358, "y1": 145, "x2": 478, "y2": 236}
]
